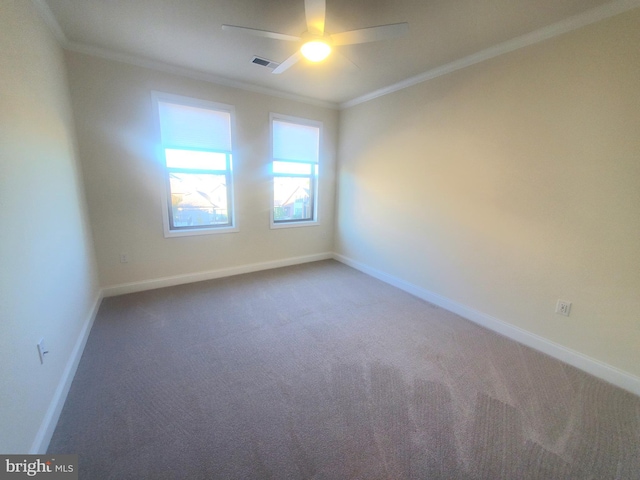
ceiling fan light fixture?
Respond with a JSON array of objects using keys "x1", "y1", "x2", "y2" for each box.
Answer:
[
  {"x1": 300, "y1": 40, "x2": 331, "y2": 62},
  {"x1": 221, "y1": 0, "x2": 408, "y2": 74}
]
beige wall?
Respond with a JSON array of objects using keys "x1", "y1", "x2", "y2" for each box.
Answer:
[
  {"x1": 65, "y1": 52, "x2": 338, "y2": 288},
  {"x1": 336, "y1": 10, "x2": 640, "y2": 376},
  {"x1": 0, "y1": 1, "x2": 100, "y2": 452},
  {"x1": 2, "y1": 0, "x2": 637, "y2": 454}
]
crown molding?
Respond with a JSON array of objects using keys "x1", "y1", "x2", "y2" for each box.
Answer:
[
  {"x1": 31, "y1": 0, "x2": 67, "y2": 45},
  {"x1": 30, "y1": 1, "x2": 338, "y2": 110},
  {"x1": 64, "y1": 42, "x2": 339, "y2": 110},
  {"x1": 340, "y1": 0, "x2": 640, "y2": 109},
  {"x1": 30, "y1": 0, "x2": 640, "y2": 112}
]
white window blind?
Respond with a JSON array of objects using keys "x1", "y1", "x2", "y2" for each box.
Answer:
[
  {"x1": 153, "y1": 92, "x2": 237, "y2": 237},
  {"x1": 158, "y1": 101, "x2": 231, "y2": 152},
  {"x1": 272, "y1": 119, "x2": 319, "y2": 163}
]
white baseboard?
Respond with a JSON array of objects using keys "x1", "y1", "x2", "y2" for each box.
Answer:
[
  {"x1": 30, "y1": 253, "x2": 333, "y2": 453},
  {"x1": 102, "y1": 252, "x2": 334, "y2": 297},
  {"x1": 30, "y1": 292, "x2": 104, "y2": 454},
  {"x1": 333, "y1": 253, "x2": 640, "y2": 397},
  {"x1": 31, "y1": 250, "x2": 638, "y2": 455}
]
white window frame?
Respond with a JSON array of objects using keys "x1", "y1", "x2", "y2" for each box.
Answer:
[
  {"x1": 152, "y1": 91, "x2": 238, "y2": 238},
  {"x1": 269, "y1": 113, "x2": 321, "y2": 229}
]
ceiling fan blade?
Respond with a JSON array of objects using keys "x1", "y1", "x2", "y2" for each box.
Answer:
[
  {"x1": 305, "y1": 0, "x2": 326, "y2": 36},
  {"x1": 221, "y1": 25, "x2": 301, "y2": 42},
  {"x1": 272, "y1": 51, "x2": 302, "y2": 74},
  {"x1": 330, "y1": 22, "x2": 409, "y2": 46}
]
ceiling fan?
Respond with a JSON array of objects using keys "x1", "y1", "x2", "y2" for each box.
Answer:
[{"x1": 222, "y1": 0, "x2": 408, "y2": 74}]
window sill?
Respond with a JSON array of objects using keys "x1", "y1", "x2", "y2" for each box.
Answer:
[
  {"x1": 270, "y1": 220, "x2": 319, "y2": 230},
  {"x1": 164, "y1": 225, "x2": 239, "y2": 238}
]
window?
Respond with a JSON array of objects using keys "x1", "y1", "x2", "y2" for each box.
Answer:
[
  {"x1": 153, "y1": 93, "x2": 236, "y2": 237},
  {"x1": 271, "y1": 114, "x2": 321, "y2": 228}
]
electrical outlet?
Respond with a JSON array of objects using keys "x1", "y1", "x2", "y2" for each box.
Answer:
[
  {"x1": 120, "y1": 253, "x2": 129, "y2": 264},
  {"x1": 556, "y1": 300, "x2": 572, "y2": 316},
  {"x1": 37, "y1": 339, "x2": 49, "y2": 364}
]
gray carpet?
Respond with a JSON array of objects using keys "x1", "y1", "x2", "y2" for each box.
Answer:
[{"x1": 48, "y1": 260, "x2": 640, "y2": 479}]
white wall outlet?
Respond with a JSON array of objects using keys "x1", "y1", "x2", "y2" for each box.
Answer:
[
  {"x1": 37, "y1": 339, "x2": 49, "y2": 364},
  {"x1": 120, "y1": 253, "x2": 129, "y2": 264},
  {"x1": 556, "y1": 300, "x2": 572, "y2": 316}
]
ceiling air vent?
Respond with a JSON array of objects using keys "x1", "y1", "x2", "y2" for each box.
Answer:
[{"x1": 251, "y1": 56, "x2": 279, "y2": 70}]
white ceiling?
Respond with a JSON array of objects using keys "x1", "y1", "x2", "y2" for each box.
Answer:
[{"x1": 39, "y1": 0, "x2": 635, "y2": 107}]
